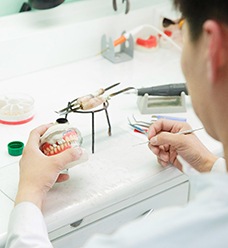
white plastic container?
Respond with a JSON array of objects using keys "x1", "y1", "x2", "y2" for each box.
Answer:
[{"x1": 0, "y1": 93, "x2": 34, "y2": 125}]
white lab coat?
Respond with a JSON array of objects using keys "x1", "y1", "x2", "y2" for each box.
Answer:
[{"x1": 5, "y1": 158, "x2": 228, "y2": 248}]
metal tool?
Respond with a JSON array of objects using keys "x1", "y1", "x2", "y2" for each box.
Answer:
[
  {"x1": 133, "y1": 127, "x2": 204, "y2": 146},
  {"x1": 128, "y1": 117, "x2": 149, "y2": 135},
  {"x1": 128, "y1": 114, "x2": 186, "y2": 134},
  {"x1": 129, "y1": 115, "x2": 152, "y2": 128},
  {"x1": 177, "y1": 127, "x2": 204, "y2": 135},
  {"x1": 113, "y1": 0, "x2": 130, "y2": 14}
]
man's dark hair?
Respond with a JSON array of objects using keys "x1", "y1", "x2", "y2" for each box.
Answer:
[{"x1": 174, "y1": 0, "x2": 228, "y2": 41}]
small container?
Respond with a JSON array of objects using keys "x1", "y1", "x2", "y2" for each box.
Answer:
[
  {"x1": 0, "y1": 93, "x2": 34, "y2": 125},
  {"x1": 8, "y1": 141, "x2": 24, "y2": 156}
]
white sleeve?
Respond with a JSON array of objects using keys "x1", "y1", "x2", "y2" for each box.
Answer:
[
  {"x1": 178, "y1": 156, "x2": 227, "y2": 174},
  {"x1": 211, "y1": 157, "x2": 227, "y2": 173},
  {"x1": 5, "y1": 202, "x2": 53, "y2": 248}
]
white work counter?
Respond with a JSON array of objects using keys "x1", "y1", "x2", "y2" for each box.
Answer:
[
  {"x1": 0, "y1": 2, "x2": 223, "y2": 248},
  {"x1": 0, "y1": 52, "x2": 223, "y2": 248}
]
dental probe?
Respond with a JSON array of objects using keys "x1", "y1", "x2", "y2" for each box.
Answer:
[
  {"x1": 177, "y1": 127, "x2": 204, "y2": 135},
  {"x1": 134, "y1": 127, "x2": 204, "y2": 146}
]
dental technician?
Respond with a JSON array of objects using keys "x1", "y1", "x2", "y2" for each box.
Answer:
[{"x1": 5, "y1": 0, "x2": 228, "y2": 247}]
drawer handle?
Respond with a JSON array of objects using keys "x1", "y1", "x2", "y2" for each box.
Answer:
[
  {"x1": 141, "y1": 209, "x2": 154, "y2": 218},
  {"x1": 70, "y1": 219, "x2": 83, "y2": 228}
]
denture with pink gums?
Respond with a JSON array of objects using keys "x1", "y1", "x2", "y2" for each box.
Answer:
[
  {"x1": 40, "y1": 123, "x2": 83, "y2": 156},
  {"x1": 40, "y1": 119, "x2": 88, "y2": 170}
]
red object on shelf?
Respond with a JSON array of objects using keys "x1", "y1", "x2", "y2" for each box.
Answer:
[
  {"x1": 136, "y1": 35, "x2": 157, "y2": 48},
  {"x1": 164, "y1": 30, "x2": 172, "y2": 37},
  {"x1": 158, "y1": 30, "x2": 173, "y2": 38}
]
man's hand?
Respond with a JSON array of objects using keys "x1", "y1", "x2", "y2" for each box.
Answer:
[
  {"x1": 15, "y1": 124, "x2": 82, "y2": 209},
  {"x1": 148, "y1": 119, "x2": 218, "y2": 172}
]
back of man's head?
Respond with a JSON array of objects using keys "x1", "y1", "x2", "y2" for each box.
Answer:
[{"x1": 174, "y1": 0, "x2": 228, "y2": 41}]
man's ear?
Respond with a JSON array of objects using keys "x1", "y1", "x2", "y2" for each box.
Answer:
[{"x1": 203, "y1": 20, "x2": 226, "y2": 84}]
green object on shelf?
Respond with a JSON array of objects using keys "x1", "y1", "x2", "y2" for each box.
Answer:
[{"x1": 7, "y1": 141, "x2": 24, "y2": 156}]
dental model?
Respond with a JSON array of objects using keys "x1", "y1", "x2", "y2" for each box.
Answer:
[{"x1": 40, "y1": 118, "x2": 88, "y2": 169}]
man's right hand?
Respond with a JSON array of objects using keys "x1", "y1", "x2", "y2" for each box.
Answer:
[{"x1": 147, "y1": 119, "x2": 218, "y2": 172}]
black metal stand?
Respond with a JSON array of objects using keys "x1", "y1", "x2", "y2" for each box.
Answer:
[{"x1": 65, "y1": 101, "x2": 111, "y2": 153}]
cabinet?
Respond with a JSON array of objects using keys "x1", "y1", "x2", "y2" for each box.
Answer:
[{"x1": 51, "y1": 181, "x2": 188, "y2": 248}]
